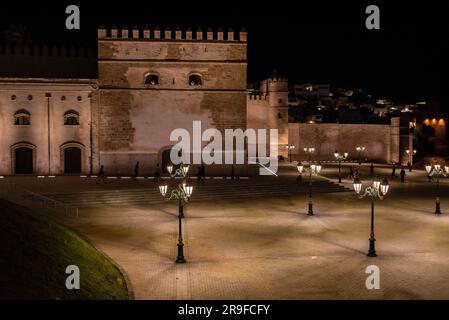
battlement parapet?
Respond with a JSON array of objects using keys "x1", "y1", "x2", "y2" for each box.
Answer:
[
  {"x1": 97, "y1": 25, "x2": 247, "y2": 42},
  {"x1": 268, "y1": 77, "x2": 288, "y2": 82},
  {"x1": 247, "y1": 93, "x2": 268, "y2": 100},
  {"x1": 0, "y1": 44, "x2": 95, "y2": 58}
]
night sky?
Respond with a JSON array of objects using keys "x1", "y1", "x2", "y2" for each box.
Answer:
[{"x1": 0, "y1": 1, "x2": 448, "y2": 106}]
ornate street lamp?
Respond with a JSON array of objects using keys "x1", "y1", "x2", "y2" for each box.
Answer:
[
  {"x1": 353, "y1": 176, "x2": 390, "y2": 257},
  {"x1": 425, "y1": 163, "x2": 449, "y2": 214},
  {"x1": 405, "y1": 149, "x2": 417, "y2": 172},
  {"x1": 356, "y1": 146, "x2": 366, "y2": 165},
  {"x1": 286, "y1": 144, "x2": 295, "y2": 162},
  {"x1": 334, "y1": 151, "x2": 349, "y2": 183},
  {"x1": 299, "y1": 147, "x2": 321, "y2": 216},
  {"x1": 158, "y1": 163, "x2": 193, "y2": 263}
]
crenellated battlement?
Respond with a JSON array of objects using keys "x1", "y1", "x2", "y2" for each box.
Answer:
[
  {"x1": 267, "y1": 77, "x2": 288, "y2": 82},
  {"x1": 247, "y1": 93, "x2": 268, "y2": 100},
  {"x1": 97, "y1": 25, "x2": 247, "y2": 42},
  {"x1": 0, "y1": 44, "x2": 95, "y2": 58}
]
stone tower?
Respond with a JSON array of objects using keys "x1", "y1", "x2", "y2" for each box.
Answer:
[
  {"x1": 96, "y1": 25, "x2": 248, "y2": 174},
  {"x1": 247, "y1": 71, "x2": 289, "y2": 158}
]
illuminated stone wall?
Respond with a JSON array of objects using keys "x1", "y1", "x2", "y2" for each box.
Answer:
[
  {"x1": 97, "y1": 26, "x2": 247, "y2": 174},
  {"x1": 0, "y1": 79, "x2": 96, "y2": 175},
  {"x1": 288, "y1": 118, "x2": 400, "y2": 163}
]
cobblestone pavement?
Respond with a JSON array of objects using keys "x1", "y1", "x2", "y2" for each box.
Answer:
[{"x1": 5, "y1": 163, "x2": 449, "y2": 299}]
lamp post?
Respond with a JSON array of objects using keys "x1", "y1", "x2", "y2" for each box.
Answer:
[
  {"x1": 334, "y1": 151, "x2": 349, "y2": 183},
  {"x1": 405, "y1": 149, "x2": 417, "y2": 172},
  {"x1": 158, "y1": 163, "x2": 193, "y2": 263},
  {"x1": 408, "y1": 121, "x2": 416, "y2": 171},
  {"x1": 298, "y1": 147, "x2": 321, "y2": 216},
  {"x1": 286, "y1": 144, "x2": 295, "y2": 162},
  {"x1": 353, "y1": 176, "x2": 390, "y2": 257},
  {"x1": 425, "y1": 164, "x2": 449, "y2": 214},
  {"x1": 356, "y1": 146, "x2": 366, "y2": 165}
]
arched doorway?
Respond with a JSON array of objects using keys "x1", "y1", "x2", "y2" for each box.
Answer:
[
  {"x1": 15, "y1": 147, "x2": 33, "y2": 174},
  {"x1": 64, "y1": 147, "x2": 82, "y2": 174}
]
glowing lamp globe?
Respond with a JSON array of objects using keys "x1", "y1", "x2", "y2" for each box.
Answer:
[
  {"x1": 353, "y1": 178, "x2": 362, "y2": 194},
  {"x1": 373, "y1": 178, "x2": 381, "y2": 190},
  {"x1": 159, "y1": 184, "x2": 168, "y2": 197},
  {"x1": 380, "y1": 178, "x2": 390, "y2": 195},
  {"x1": 184, "y1": 185, "x2": 193, "y2": 198}
]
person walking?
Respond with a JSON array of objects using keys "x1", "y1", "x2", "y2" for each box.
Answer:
[
  {"x1": 370, "y1": 163, "x2": 374, "y2": 176},
  {"x1": 97, "y1": 165, "x2": 107, "y2": 184},
  {"x1": 391, "y1": 162, "x2": 396, "y2": 178},
  {"x1": 198, "y1": 164, "x2": 205, "y2": 184},
  {"x1": 134, "y1": 161, "x2": 140, "y2": 180},
  {"x1": 349, "y1": 166, "x2": 354, "y2": 180},
  {"x1": 201, "y1": 163, "x2": 206, "y2": 183},
  {"x1": 296, "y1": 174, "x2": 303, "y2": 184},
  {"x1": 400, "y1": 167, "x2": 406, "y2": 183}
]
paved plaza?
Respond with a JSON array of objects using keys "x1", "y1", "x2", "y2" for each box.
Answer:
[{"x1": 4, "y1": 163, "x2": 449, "y2": 299}]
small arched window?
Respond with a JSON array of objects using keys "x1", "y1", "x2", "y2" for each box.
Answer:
[
  {"x1": 145, "y1": 73, "x2": 159, "y2": 85},
  {"x1": 64, "y1": 110, "x2": 80, "y2": 125},
  {"x1": 14, "y1": 109, "x2": 30, "y2": 125},
  {"x1": 188, "y1": 74, "x2": 202, "y2": 86}
]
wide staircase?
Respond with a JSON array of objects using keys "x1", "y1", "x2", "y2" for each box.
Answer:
[{"x1": 41, "y1": 177, "x2": 351, "y2": 208}]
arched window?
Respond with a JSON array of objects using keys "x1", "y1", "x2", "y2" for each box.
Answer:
[
  {"x1": 145, "y1": 73, "x2": 159, "y2": 85},
  {"x1": 14, "y1": 109, "x2": 30, "y2": 125},
  {"x1": 188, "y1": 74, "x2": 202, "y2": 86},
  {"x1": 64, "y1": 110, "x2": 80, "y2": 125}
]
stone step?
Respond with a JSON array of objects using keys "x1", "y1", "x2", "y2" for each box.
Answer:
[{"x1": 40, "y1": 179, "x2": 350, "y2": 208}]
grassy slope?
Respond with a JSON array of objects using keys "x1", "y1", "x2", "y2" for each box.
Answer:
[{"x1": 0, "y1": 199, "x2": 128, "y2": 300}]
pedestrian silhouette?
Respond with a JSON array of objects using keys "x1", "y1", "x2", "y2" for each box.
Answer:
[
  {"x1": 391, "y1": 163, "x2": 396, "y2": 178},
  {"x1": 198, "y1": 163, "x2": 205, "y2": 184},
  {"x1": 97, "y1": 165, "x2": 107, "y2": 184},
  {"x1": 400, "y1": 167, "x2": 406, "y2": 183},
  {"x1": 134, "y1": 161, "x2": 140, "y2": 180},
  {"x1": 370, "y1": 163, "x2": 374, "y2": 176}
]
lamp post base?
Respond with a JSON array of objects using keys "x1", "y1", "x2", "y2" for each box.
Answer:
[
  {"x1": 367, "y1": 237, "x2": 377, "y2": 257},
  {"x1": 176, "y1": 242, "x2": 186, "y2": 263},
  {"x1": 307, "y1": 201, "x2": 314, "y2": 216}
]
